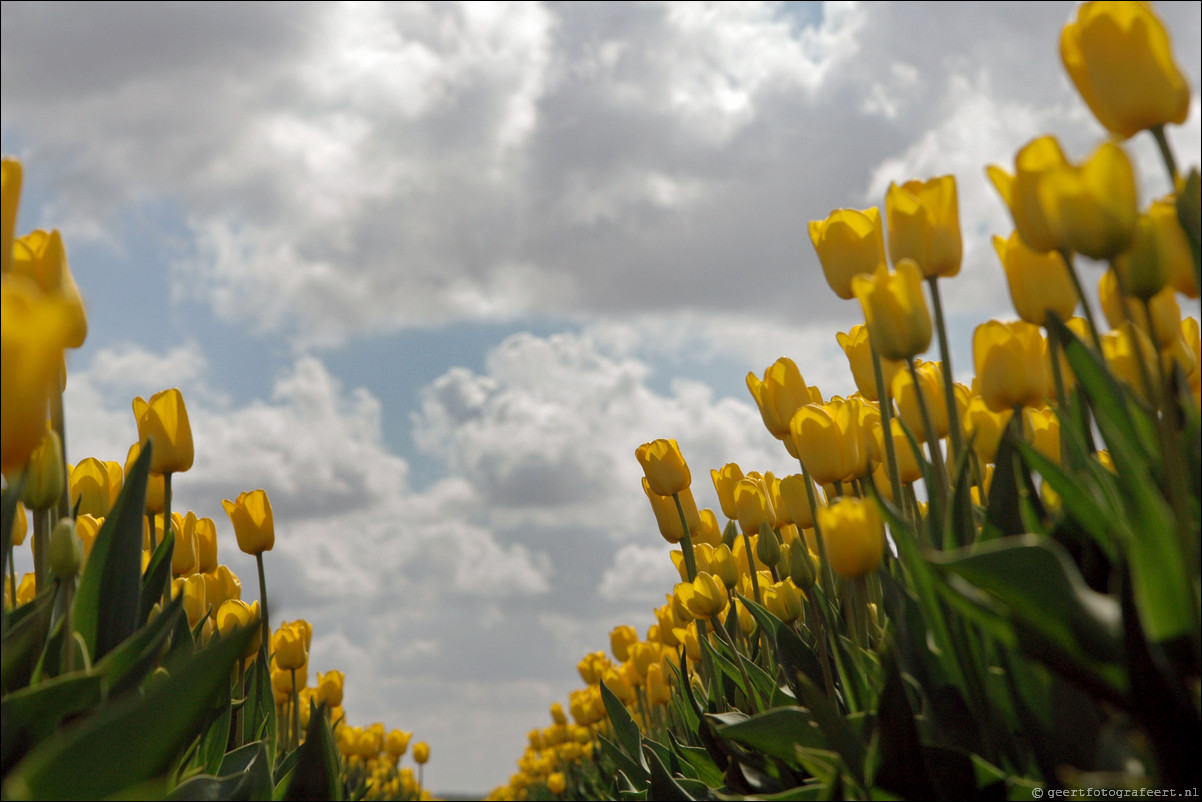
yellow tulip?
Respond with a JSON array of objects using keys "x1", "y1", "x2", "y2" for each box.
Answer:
[
  {"x1": 1150, "y1": 197, "x2": 1197, "y2": 299},
  {"x1": 778, "y1": 473, "x2": 820, "y2": 530},
  {"x1": 709, "y1": 462, "x2": 744, "y2": 520},
  {"x1": 1039, "y1": 142, "x2": 1138, "y2": 261},
  {"x1": 697, "y1": 507, "x2": 721, "y2": 545},
  {"x1": 763, "y1": 579, "x2": 803, "y2": 623},
  {"x1": 11, "y1": 427, "x2": 63, "y2": 511},
  {"x1": 646, "y1": 661, "x2": 671, "y2": 707},
  {"x1": 892, "y1": 360, "x2": 948, "y2": 440},
  {"x1": 125, "y1": 442, "x2": 165, "y2": 514},
  {"x1": 223, "y1": 489, "x2": 275, "y2": 555},
  {"x1": 1099, "y1": 270, "x2": 1180, "y2": 349},
  {"x1": 385, "y1": 729, "x2": 412, "y2": 757},
  {"x1": 733, "y1": 476, "x2": 775, "y2": 536},
  {"x1": 16, "y1": 572, "x2": 36, "y2": 606},
  {"x1": 817, "y1": 497, "x2": 885, "y2": 579},
  {"x1": 642, "y1": 478, "x2": 701, "y2": 544},
  {"x1": 790, "y1": 400, "x2": 866, "y2": 485},
  {"x1": 316, "y1": 669, "x2": 344, "y2": 708},
  {"x1": 1022, "y1": 407, "x2": 1061, "y2": 466},
  {"x1": 11, "y1": 502, "x2": 28, "y2": 547},
  {"x1": 851, "y1": 259, "x2": 932, "y2": 361},
  {"x1": 271, "y1": 623, "x2": 308, "y2": 671},
  {"x1": 132, "y1": 389, "x2": 194, "y2": 474},
  {"x1": 10, "y1": 230, "x2": 87, "y2": 348},
  {"x1": 886, "y1": 176, "x2": 962, "y2": 278},
  {"x1": 962, "y1": 396, "x2": 1013, "y2": 466},
  {"x1": 576, "y1": 650, "x2": 610, "y2": 685},
  {"x1": 875, "y1": 419, "x2": 923, "y2": 485},
  {"x1": 71, "y1": 457, "x2": 113, "y2": 518},
  {"x1": 988, "y1": 136, "x2": 1070, "y2": 254},
  {"x1": 1, "y1": 277, "x2": 76, "y2": 474},
  {"x1": 809, "y1": 207, "x2": 887, "y2": 300},
  {"x1": 746, "y1": 357, "x2": 810, "y2": 441},
  {"x1": 176, "y1": 573, "x2": 209, "y2": 629},
  {"x1": 194, "y1": 516, "x2": 218, "y2": 573},
  {"x1": 994, "y1": 232, "x2": 1078, "y2": 326},
  {"x1": 635, "y1": 438, "x2": 691, "y2": 495},
  {"x1": 973, "y1": 320, "x2": 1049, "y2": 412},
  {"x1": 836, "y1": 324, "x2": 902, "y2": 402},
  {"x1": 413, "y1": 741, "x2": 429, "y2": 765},
  {"x1": 1060, "y1": 1, "x2": 1190, "y2": 139},
  {"x1": 216, "y1": 598, "x2": 262, "y2": 659},
  {"x1": 1101, "y1": 323, "x2": 1158, "y2": 404},
  {"x1": 676, "y1": 572, "x2": 729, "y2": 619},
  {"x1": 1, "y1": 158, "x2": 21, "y2": 274},
  {"x1": 609, "y1": 624, "x2": 638, "y2": 662}
]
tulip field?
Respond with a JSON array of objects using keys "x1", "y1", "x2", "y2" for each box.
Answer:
[{"x1": 2, "y1": 2, "x2": 1200, "y2": 800}]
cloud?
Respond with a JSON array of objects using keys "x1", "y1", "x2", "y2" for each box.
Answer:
[{"x1": 18, "y1": 2, "x2": 1195, "y2": 349}]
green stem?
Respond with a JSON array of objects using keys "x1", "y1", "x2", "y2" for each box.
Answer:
[
  {"x1": 710, "y1": 615, "x2": 758, "y2": 714},
  {"x1": 906, "y1": 358, "x2": 949, "y2": 529},
  {"x1": 236, "y1": 659, "x2": 246, "y2": 748},
  {"x1": 51, "y1": 375, "x2": 70, "y2": 522},
  {"x1": 33, "y1": 509, "x2": 48, "y2": 593},
  {"x1": 832, "y1": 479, "x2": 844, "y2": 498},
  {"x1": 289, "y1": 667, "x2": 299, "y2": 751},
  {"x1": 870, "y1": 339, "x2": 904, "y2": 504},
  {"x1": 805, "y1": 600, "x2": 837, "y2": 701},
  {"x1": 7, "y1": 546, "x2": 16, "y2": 608},
  {"x1": 927, "y1": 276, "x2": 964, "y2": 467},
  {"x1": 1150, "y1": 124, "x2": 1179, "y2": 187},
  {"x1": 1061, "y1": 249, "x2": 1102, "y2": 350},
  {"x1": 162, "y1": 472, "x2": 173, "y2": 605},
  {"x1": 797, "y1": 461, "x2": 837, "y2": 600},
  {"x1": 256, "y1": 552, "x2": 271, "y2": 651}
]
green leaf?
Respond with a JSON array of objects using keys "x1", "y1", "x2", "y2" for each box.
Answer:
[
  {"x1": 0, "y1": 670, "x2": 104, "y2": 774},
  {"x1": 712, "y1": 706, "x2": 825, "y2": 770},
  {"x1": 600, "y1": 678, "x2": 647, "y2": 772},
  {"x1": 667, "y1": 731, "x2": 724, "y2": 788},
  {"x1": 139, "y1": 528, "x2": 176, "y2": 626},
  {"x1": 929, "y1": 535, "x2": 1126, "y2": 697},
  {"x1": 600, "y1": 734, "x2": 651, "y2": 788},
  {"x1": 93, "y1": 593, "x2": 185, "y2": 699},
  {"x1": 795, "y1": 672, "x2": 866, "y2": 781},
  {"x1": 1, "y1": 587, "x2": 56, "y2": 694},
  {"x1": 73, "y1": 443, "x2": 150, "y2": 662},
  {"x1": 1, "y1": 482, "x2": 25, "y2": 631},
  {"x1": 872, "y1": 650, "x2": 937, "y2": 799},
  {"x1": 3, "y1": 620, "x2": 255, "y2": 800},
  {"x1": 283, "y1": 701, "x2": 343, "y2": 801},
  {"x1": 171, "y1": 740, "x2": 273, "y2": 801},
  {"x1": 644, "y1": 743, "x2": 699, "y2": 801}
]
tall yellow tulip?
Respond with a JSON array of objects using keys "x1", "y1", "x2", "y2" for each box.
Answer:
[
  {"x1": 994, "y1": 232, "x2": 1078, "y2": 326},
  {"x1": 851, "y1": 260, "x2": 932, "y2": 361},
  {"x1": 132, "y1": 389, "x2": 195, "y2": 474},
  {"x1": 886, "y1": 176, "x2": 962, "y2": 279},
  {"x1": 1061, "y1": 1, "x2": 1190, "y2": 139},
  {"x1": 224, "y1": 489, "x2": 275, "y2": 555},
  {"x1": 808, "y1": 207, "x2": 887, "y2": 300},
  {"x1": 635, "y1": 438, "x2": 691, "y2": 495}
]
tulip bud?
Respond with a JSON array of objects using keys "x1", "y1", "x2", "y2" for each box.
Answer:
[
  {"x1": 721, "y1": 518, "x2": 738, "y2": 549},
  {"x1": 789, "y1": 541, "x2": 817, "y2": 591},
  {"x1": 755, "y1": 521, "x2": 780, "y2": 568},
  {"x1": 609, "y1": 625, "x2": 638, "y2": 662},
  {"x1": 48, "y1": 518, "x2": 82, "y2": 579},
  {"x1": 10, "y1": 428, "x2": 64, "y2": 511}
]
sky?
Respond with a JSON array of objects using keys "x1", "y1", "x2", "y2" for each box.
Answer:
[{"x1": 3, "y1": 0, "x2": 1200, "y2": 794}]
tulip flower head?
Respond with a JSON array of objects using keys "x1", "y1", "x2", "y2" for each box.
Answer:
[
  {"x1": 994, "y1": 232, "x2": 1078, "y2": 326},
  {"x1": 635, "y1": 438, "x2": 691, "y2": 495},
  {"x1": 886, "y1": 175, "x2": 963, "y2": 279},
  {"x1": 132, "y1": 389, "x2": 194, "y2": 474},
  {"x1": 1038, "y1": 142, "x2": 1138, "y2": 261},
  {"x1": 746, "y1": 358, "x2": 810, "y2": 441},
  {"x1": 1061, "y1": 1, "x2": 1190, "y2": 139},
  {"x1": 851, "y1": 260, "x2": 932, "y2": 361},
  {"x1": 809, "y1": 207, "x2": 887, "y2": 299},
  {"x1": 223, "y1": 489, "x2": 275, "y2": 555},
  {"x1": 817, "y1": 497, "x2": 886, "y2": 579}
]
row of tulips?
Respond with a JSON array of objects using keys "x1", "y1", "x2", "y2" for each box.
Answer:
[
  {"x1": 490, "y1": 2, "x2": 1200, "y2": 799},
  {"x1": 1, "y1": 156, "x2": 433, "y2": 800}
]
